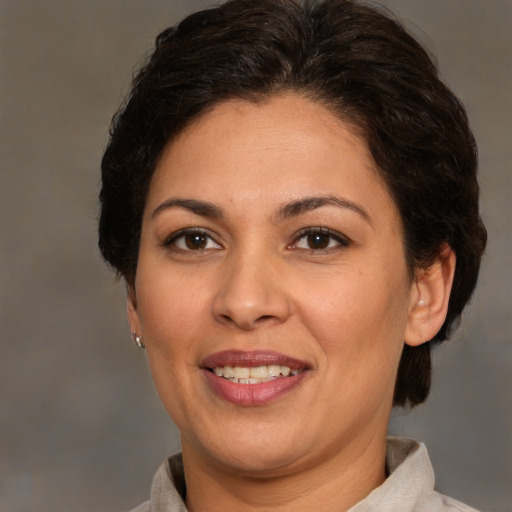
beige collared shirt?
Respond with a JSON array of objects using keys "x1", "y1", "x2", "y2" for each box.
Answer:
[{"x1": 129, "y1": 438, "x2": 480, "y2": 512}]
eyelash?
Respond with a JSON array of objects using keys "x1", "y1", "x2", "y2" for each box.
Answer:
[
  {"x1": 162, "y1": 226, "x2": 350, "y2": 254},
  {"x1": 289, "y1": 227, "x2": 351, "y2": 252},
  {"x1": 162, "y1": 228, "x2": 222, "y2": 252}
]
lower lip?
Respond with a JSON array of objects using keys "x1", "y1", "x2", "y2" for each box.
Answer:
[{"x1": 202, "y1": 370, "x2": 307, "y2": 406}]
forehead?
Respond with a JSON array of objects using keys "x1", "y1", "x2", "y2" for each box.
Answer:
[
  {"x1": 147, "y1": 94, "x2": 396, "y2": 223},
  {"x1": 167, "y1": 94, "x2": 370, "y2": 163}
]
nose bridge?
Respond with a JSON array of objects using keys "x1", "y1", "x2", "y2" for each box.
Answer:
[{"x1": 212, "y1": 242, "x2": 290, "y2": 329}]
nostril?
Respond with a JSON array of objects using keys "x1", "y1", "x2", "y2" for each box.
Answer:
[
  {"x1": 256, "y1": 315, "x2": 274, "y2": 322},
  {"x1": 250, "y1": 314, "x2": 284, "y2": 328},
  {"x1": 218, "y1": 312, "x2": 279, "y2": 330},
  {"x1": 212, "y1": 282, "x2": 291, "y2": 329}
]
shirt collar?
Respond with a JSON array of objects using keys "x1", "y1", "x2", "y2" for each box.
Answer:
[{"x1": 148, "y1": 437, "x2": 434, "y2": 512}]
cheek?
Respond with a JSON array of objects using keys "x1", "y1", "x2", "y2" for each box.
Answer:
[
  {"x1": 135, "y1": 269, "x2": 212, "y2": 356},
  {"x1": 296, "y1": 266, "x2": 410, "y2": 363},
  {"x1": 135, "y1": 271, "x2": 211, "y2": 427}
]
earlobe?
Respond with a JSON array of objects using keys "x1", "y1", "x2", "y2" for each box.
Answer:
[
  {"x1": 405, "y1": 245, "x2": 456, "y2": 347},
  {"x1": 126, "y1": 284, "x2": 142, "y2": 336}
]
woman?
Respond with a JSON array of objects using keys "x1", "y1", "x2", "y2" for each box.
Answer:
[{"x1": 99, "y1": 0, "x2": 486, "y2": 510}]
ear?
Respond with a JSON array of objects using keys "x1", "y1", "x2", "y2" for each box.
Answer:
[
  {"x1": 126, "y1": 283, "x2": 142, "y2": 336},
  {"x1": 405, "y1": 245, "x2": 456, "y2": 347}
]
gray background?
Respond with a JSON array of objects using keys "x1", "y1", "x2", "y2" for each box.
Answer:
[{"x1": 0, "y1": 1, "x2": 510, "y2": 511}]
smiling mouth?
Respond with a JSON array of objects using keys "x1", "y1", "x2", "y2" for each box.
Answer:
[
  {"x1": 202, "y1": 351, "x2": 309, "y2": 405},
  {"x1": 209, "y1": 365, "x2": 302, "y2": 384}
]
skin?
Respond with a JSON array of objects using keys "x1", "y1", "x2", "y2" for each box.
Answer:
[{"x1": 128, "y1": 94, "x2": 455, "y2": 512}]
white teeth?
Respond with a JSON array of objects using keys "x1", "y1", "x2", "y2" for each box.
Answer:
[
  {"x1": 223, "y1": 366, "x2": 235, "y2": 378},
  {"x1": 281, "y1": 366, "x2": 291, "y2": 377},
  {"x1": 227, "y1": 377, "x2": 274, "y2": 384},
  {"x1": 233, "y1": 366, "x2": 250, "y2": 379},
  {"x1": 249, "y1": 366, "x2": 268, "y2": 378},
  {"x1": 212, "y1": 364, "x2": 300, "y2": 383},
  {"x1": 267, "y1": 365, "x2": 281, "y2": 377}
]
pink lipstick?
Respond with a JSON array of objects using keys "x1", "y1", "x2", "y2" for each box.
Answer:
[{"x1": 201, "y1": 350, "x2": 309, "y2": 406}]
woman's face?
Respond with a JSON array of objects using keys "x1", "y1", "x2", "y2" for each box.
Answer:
[{"x1": 129, "y1": 94, "x2": 418, "y2": 476}]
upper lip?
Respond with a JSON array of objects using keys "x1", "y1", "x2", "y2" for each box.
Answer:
[{"x1": 201, "y1": 350, "x2": 309, "y2": 370}]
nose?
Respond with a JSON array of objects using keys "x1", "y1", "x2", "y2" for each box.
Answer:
[{"x1": 212, "y1": 252, "x2": 291, "y2": 330}]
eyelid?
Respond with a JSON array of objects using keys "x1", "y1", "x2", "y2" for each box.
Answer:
[
  {"x1": 289, "y1": 226, "x2": 351, "y2": 250},
  {"x1": 162, "y1": 227, "x2": 222, "y2": 250}
]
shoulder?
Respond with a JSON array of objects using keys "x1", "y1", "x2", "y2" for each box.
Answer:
[
  {"x1": 379, "y1": 438, "x2": 481, "y2": 512},
  {"x1": 126, "y1": 453, "x2": 188, "y2": 512},
  {"x1": 127, "y1": 501, "x2": 150, "y2": 512},
  {"x1": 421, "y1": 491, "x2": 481, "y2": 512}
]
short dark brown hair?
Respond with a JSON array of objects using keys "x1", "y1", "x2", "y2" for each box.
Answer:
[{"x1": 99, "y1": 0, "x2": 487, "y2": 406}]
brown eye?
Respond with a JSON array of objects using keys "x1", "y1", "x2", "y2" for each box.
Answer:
[
  {"x1": 307, "y1": 233, "x2": 330, "y2": 249},
  {"x1": 292, "y1": 228, "x2": 350, "y2": 252},
  {"x1": 185, "y1": 233, "x2": 208, "y2": 250},
  {"x1": 167, "y1": 230, "x2": 222, "y2": 251}
]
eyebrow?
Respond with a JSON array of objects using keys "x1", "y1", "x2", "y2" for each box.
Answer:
[
  {"x1": 275, "y1": 195, "x2": 372, "y2": 224},
  {"x1": 152, "y1": 198, "x2": 224, "y2": 220},
  {"x1": 151, "y1": 195, "x2": 371, "y2": 225}
]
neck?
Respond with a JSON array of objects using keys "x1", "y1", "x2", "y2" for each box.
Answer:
[{"x1": 181, "y1": 430, "x2": 387, "y2": 512}]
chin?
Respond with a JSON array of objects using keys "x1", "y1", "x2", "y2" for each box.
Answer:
[
  {"x1": 216, "y1": 447, "x2": 306, "y2": 477},
  {"x1": 188, "y1": 424, "x2": 311, "y2": 477}
]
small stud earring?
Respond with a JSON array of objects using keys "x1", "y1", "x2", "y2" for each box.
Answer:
[{"x1": 131, "y1": 331, "x2": 145, "y2": 349}]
